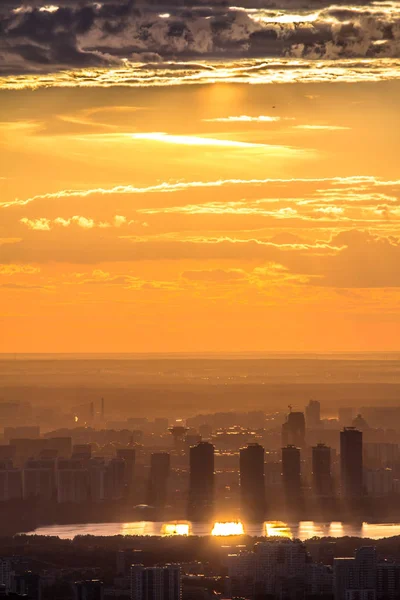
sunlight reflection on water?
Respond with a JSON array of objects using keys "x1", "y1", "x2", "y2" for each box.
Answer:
[{"x1": 23, "y1": 520, "x2": 400, "y2": 540}]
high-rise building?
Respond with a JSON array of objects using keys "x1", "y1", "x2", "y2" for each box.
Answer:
[
  {"x1": 228, "y1": 539, "x2": 307, "y2": 600},
  {"x1": 116, "y1": 550, "x2": 127, "y2": 576},
  {"x1": 352, "y1": 414, "x2": 369, "y2": 431},
  {"x1": 23, "y1": 458, "x2": 56, "y2": 500},
  {"x1": 340, "y1": 427, "x2": 363, "y2": 498},
  {"x1": 72, "y1": 444, "x2": 92, "y2": 461},
  {"x1": 377, "y1": 561, "x2": 400, "y2": 600},
  {"x1": 88, "y1": 458, "x2": 106, "y2": 503},
  {"x1": 356, "y1": 547, "x2": 378, "y2": 590},
  {"x1": 0, "y1": 446, "x2": 16, "y2": 461},
  {"x1": 0, "y1": 461, "x2": 22, "y2": 501},
  {"x1": 365, "y1": 468, "x2": 393, "y2": 497},
  {"x1": 104, "y1": 458, "x2": 126, "y2": 501},
  {"x1": 12, "y1": 572, "x2": 41, "y2": 600},
  {"x1": 188, "y1": 442, "x2": 214, "y2": 519},
  {"x1": 57, "y1": 459, "x2": 89, "y2": 503},
  {"x1": 227, "y1": 540, "x2": 308, "y2": 600},
  {"x1": 0, "y1": 560, "x2": 12, "y2": 593},
  {"x1": 264, "y1": 462, "x2": 282, "y2": 491},
  {"x1": 239, "y1": 443, "x2": 265, "y2": 521},
  {"x1": 226, "y1": 551, "x2": 256, "y2": 598},
  {"x1": 147, "y1": 452, "x2": 170, "y2": 507},
  {"x1": 334, "y1": 559, "x2": 359, "y2": 600},
  {"x1": 282, "y1": 445, "x2": 301, "y2": 500},
  {"x1": 11, "y1": 438, "x2": 48, "y2": 467},
  {"x1": 306, "y1": 563, "x2": 333, "y2": 596},
  {"x1": 306, "y1": 400, "x2": 321, "y2": 428},
  {"x1": 130, "y1": 564, "x2": 181, "y2": 600},
  {"x1": 334, "y1": 547, "x2": 377, "y2": 600},
  {"x1": 363, "y1": 443, "x2": 399, "y2": 469},
  {"x1": 116, "y1": 448, "x2": 136, "y2": 498},
  {"x1": 282, "y1": 412, "x2": 306, "y2": 448},
  {"x1": 312, "y1": 443, "x2": 332, "y2": 497},
  {"x1": 73, "y1": 579, "x2": 104, "y2": 600},
  {"x1": 345, "y1": 591, "x2": 375, "y2": 600},
  {"x1": 46, "y1": 437, "x2": 72, "y2": 459}
]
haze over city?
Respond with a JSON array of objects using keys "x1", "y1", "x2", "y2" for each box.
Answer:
[{"x1": 1, "y1": 1, "x2": 400, "y2": 599}]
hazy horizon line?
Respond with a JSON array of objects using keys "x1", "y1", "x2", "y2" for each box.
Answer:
[{"x1": 2, "y1": 351, "x2": 400, "y2": 360}]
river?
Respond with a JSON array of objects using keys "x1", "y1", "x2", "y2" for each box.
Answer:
[{"x1": 22, "y1": 521, "x2": 400, "y2": 540}]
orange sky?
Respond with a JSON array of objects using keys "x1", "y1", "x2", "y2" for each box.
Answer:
[{"x1": 1, "y1": 76, "x2": 400, "y2": 352}]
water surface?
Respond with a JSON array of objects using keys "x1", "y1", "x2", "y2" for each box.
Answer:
[{"x1": 23, "y1": 521, "x2": 400, "y2": 540}]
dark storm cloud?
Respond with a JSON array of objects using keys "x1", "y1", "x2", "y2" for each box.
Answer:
[
  {"x1": 0, "y1": 0, "x2": 388, "y2": 7},
  {"x1": 0, "y1": 0, "x2": 399, "y2": 73}
]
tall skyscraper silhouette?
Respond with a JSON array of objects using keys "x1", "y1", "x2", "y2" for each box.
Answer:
[
  {"x1": 116, "y1": 448, "x2": 135, "y2": 498},
  {"x1": 239, "y1": 443, "x2": 265, "y2": 521},
  {"x1": 282, "y1": 445, "x2": 301, "y2": 505},
  {"x1": 147, "y1": 452, "x2": 170, "y2": 507},
  {"x1": 340, "y1": 427, "x2": 363, "y2": 498},
  {"x1": 188, "y1": 441, "x2": 214, "y2": 519},
  {"x1": 104, "y1": 458, "x2": 126, "y2": 501},
  {"x1": 305, "y1": 399, "x2": 321, "y2": 428},
  {"x1": 312, "y1": 443, "x2": 332, "y2": 497},
  {"x1": 282, "y1": 411, "x2": 306, "y2": 448}
]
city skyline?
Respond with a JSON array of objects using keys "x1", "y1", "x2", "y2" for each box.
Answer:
[
  {"x1": 0, "y1": 389, "x2": 399, "y2": 599},
  {"x1": 0, "y1": 396, "x2": 396, "y2": 531},
  {"x1": 1, "y1": 3, "x2": 400, "y2": 597}
]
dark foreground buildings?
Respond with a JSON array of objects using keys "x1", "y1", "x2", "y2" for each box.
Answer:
[
  {"x1": 73, "y1": 579, "x2": 104, "y2": 600},
  {"x1": 131, "y1": 564, "x2": 181, "y2": 600}
]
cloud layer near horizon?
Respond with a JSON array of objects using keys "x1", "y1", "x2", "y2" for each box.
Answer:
[
  {"x1": 1, "y1": 0, "x2": 400, "y2": 74},
  {"x1": 3, "y1": 174, "x2": 400, "y2": 289}
]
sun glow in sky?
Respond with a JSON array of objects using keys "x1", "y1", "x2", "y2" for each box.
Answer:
[{"x1": 1, "y1": 0, "x2": 400, "y2": 353}]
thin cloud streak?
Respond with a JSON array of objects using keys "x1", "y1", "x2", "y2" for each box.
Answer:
[
  {"x1": 203, "y1": 116, "x2": 282, "y2": 123},
  {"x1": 71, "y1": 131, "x2": 303, "y2": 153},
  {"x1": 294, "y1": 124, "x2": 351, "y2": 130},
  {"x1": 129, "y1": 132, "x2": 281, "y2": 149},
  {"x1": 1, "y1": 176, "x2": 380, "y2": 209}
]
